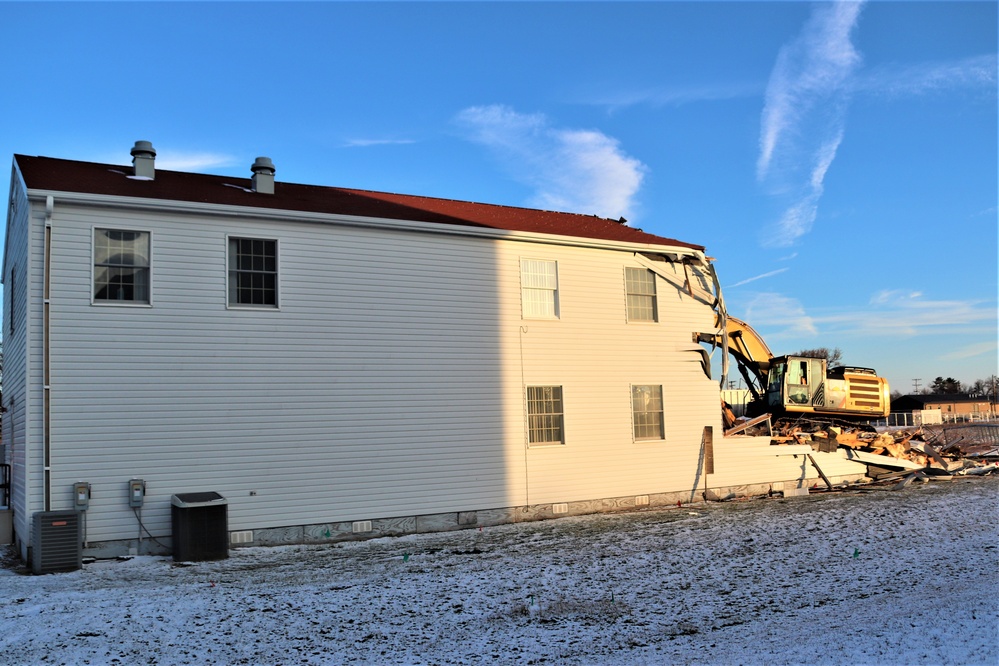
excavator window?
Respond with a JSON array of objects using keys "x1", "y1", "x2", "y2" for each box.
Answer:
[
  {"x1": 787, "y1": 360, "x2": 811, "y2": 404},
  {"x1": 766, "y1": 361, "x2": 785, "y2": 408}
]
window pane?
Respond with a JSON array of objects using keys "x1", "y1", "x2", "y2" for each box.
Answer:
[
  {"x1": 626, "y1": 268, "x2": 657, "y2": 322},
  {"x1": 94, "y1": 229, "x2": 150, "y2": 303},
  {"x1": 521, "y1": 259, "x2": 558, "y2": 319},
  {"x1": 527, "y1": 385, "x2": 564, "y2": 444},
  {"x1": 632, "y1": 385, "x2": 664, "y2": 440},
  {"x1": 229, "y1": 237, "x2": 277, "y2": 307}
]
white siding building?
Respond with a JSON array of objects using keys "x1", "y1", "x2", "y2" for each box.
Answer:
[{"x1": 2, "y1": 142, "x2": 867, "y2": 561}]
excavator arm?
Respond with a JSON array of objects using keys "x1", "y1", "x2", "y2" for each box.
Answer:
[{"x1": 695, "y1": 315, "x2": 774, "y2": 402}]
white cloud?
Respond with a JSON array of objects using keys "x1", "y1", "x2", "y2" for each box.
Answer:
[
  {"x1": 757, "y1": 2, "x2": 863, "y2": 180},
  {"x1": 93, "y1": 148, "x2": 237, "y2": 172},
  {"x1": 743, "y1": 292, "x2": 818, "y2": 337},
  {"x1": 856, "y1": 54, "x2": 997, "y2": 97},
  {"x1": 727, "y1": 268, "x2": 789, "y2": 289},
  {"x1": 757, "y1": 1, "x2": 864, "y2": 247},
  {"x1": 581, "y1": 81, "x2": 760, "y2": 113},
  {"x1": 155, "y1": 151, "x2": 236, "y2": 172},
  {"x1": 769, "y1": 195, "x2": 820, "y2": 248},
  {"x1": 737, "y1": 288, "x2": 995, "y2": 343},
  {"x1": 764, "y1": 129, "x2": 845, "y2": 248},
  {"x1": 455, "y1": 104, "x2": 646, "y2": 221},
  {"x1": 343, "y1": 138, "x2": 417, "y2": 148},
  {"x1": 814, "y1": 291, "x2": 995, "y2": 339},
  {"x1": 939, "y1": 341, "x2": 999, "y2": 362},
  {"x1": 869, "y1": 289, "x2": 923, "y2": 306}
]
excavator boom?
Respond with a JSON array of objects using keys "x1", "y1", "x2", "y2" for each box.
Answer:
[{"x1": 695, "y1": 315, "x2": 773, "y2": 401}]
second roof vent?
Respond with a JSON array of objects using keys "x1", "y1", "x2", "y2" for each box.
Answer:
[
  {"x1": 250, "y1": 157, "x2": 276, "y2": 194},
  {"x1": 130, "y1": 141, "x2": 156, "y2": 180}
]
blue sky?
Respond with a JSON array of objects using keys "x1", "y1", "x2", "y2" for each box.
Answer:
[{"x1": 1, "y1": 1, "x2": 996, "y2": 395}]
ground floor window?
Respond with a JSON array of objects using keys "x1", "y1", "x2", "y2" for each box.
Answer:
[
  {"x1": 527, "y1": 385, "x2": 564, "y2": 444},
  {"x1": 632, "y1": 385, "x2": 664, "y2": 440}
]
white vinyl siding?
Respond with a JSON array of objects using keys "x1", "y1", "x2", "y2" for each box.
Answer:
[
  {"x1": 14, "y1": 189, "x2": 727, "y2": 548},
  {"x1": 520, "y1": 258, "x2": 558, "y2": 319},
  {"x1": 625, "y1": 267, "x2": 657, "y2": 322},
  {"x1": 2, "y1": 173, "x2": 34, "y2": 554}
]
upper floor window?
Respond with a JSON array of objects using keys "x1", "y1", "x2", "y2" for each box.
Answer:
[
  {"x1": 632, "y1": 384, "x2": 664, "y2": 440},
  {"x1": 625, "y1": 267, "x2": 657, "y2": 322},
  {"x1": 228, "y1": 237, "x2": 278, "y2": 307},
  {"x1": 521, "y1": 259, "x2": 558, "y2": 319},
  {"x1": 94, "y1": 229, "x2": 150, "y2": 304}
]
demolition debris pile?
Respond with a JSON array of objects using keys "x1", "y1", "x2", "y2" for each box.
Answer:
[{"x1": 767, "y1": 417, "x2": 999, "y2": 481}]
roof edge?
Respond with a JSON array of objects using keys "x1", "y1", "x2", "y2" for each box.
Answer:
[{"x1": 25, "y1": 187, "x2": 708, "y2": 257}]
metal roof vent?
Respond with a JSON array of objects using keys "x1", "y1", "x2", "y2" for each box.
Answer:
[
  {"x1": 130, "y1": 141, "x2": 156, "y2": 180},
  {"x1": 250, "y1": 157, "x2": 275, "y2": 194}
]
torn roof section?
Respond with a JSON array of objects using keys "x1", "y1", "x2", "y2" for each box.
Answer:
[{"x1": 13, "y1": 153, "x2": 705, "y2": 252}]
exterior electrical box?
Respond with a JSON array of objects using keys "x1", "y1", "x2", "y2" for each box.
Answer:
[
  {"x1": 31, "y1": 510, "x2": 82, "y2": 574},
  {"x1": 74, "y1": 482, "x2": 91, "y2": 510},
  {"x1": 128, "y1": 479, "x2": 145, "y2": 508},
  {"x1": 171, "y1": 492, "x2": 228, "y2": 562}
]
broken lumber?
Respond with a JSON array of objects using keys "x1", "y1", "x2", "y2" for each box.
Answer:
[
  {"x1": 914, "y1": 441, "x2": 949, "y2": 469},
  {"x1": 806, "y1": 454, "x2": 834, "y2": 490},
  {"x1": 725, "y1": 413, "x2": 772, "y2": 437}
]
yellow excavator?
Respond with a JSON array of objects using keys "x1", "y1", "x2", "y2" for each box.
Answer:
[{"x1": 696, "y1": 315, "x2": 890, "y2": 422}]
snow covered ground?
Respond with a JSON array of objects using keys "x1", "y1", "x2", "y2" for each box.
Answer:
[{"x1": 2, "y1": 477, "x2": 996, "y2": 666}]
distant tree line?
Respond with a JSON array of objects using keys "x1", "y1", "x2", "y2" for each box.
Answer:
[
  {"x1": 888, "y1": 375, "x2": 997, "y2": 401},
  {"x1": 793, "y1": 347, "x2": 843, "y2": 366}
]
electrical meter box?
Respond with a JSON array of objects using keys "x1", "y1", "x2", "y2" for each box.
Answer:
[
  {"x1": 74, "y1": 482, "x2": 91, "y2": 510},
  {"x1": 128, "y1": 479, "x2": 145, "y2": 508}
]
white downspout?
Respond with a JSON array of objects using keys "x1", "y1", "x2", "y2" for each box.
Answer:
[{"x1": 43, "y1": 195, "x2": 52, "y2": 511}]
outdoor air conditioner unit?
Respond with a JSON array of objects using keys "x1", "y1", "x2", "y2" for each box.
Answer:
[{"x1": 31, "y1": 510, "x2": 82, "y2": 574}]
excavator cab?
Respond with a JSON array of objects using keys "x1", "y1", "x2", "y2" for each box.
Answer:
[{"x1": 767, "y1": 356, "x2": 827, "y2": 411}]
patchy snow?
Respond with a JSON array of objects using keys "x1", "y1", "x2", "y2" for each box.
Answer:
[{"x1": 2, "y1": 478, "x2": 997, "y2": 665}]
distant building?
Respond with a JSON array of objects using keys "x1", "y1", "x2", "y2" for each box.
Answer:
[{"x1": 891, "y1": 394, "x2": 995, "y2": 417}]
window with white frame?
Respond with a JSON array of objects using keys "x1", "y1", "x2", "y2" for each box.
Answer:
[
  {"x1": 228, "y1": 237, "x2": 278, "y2": 307},
  {"x1": 527, "y1": 385, "x2": 564, "y2": 444},
  {"x1": 625, "y1": 267, "x2": 657, "y2": 322},
  {"x1": 632, "y1": 384, "x2": 664, "y2": 440},
  {"x1": 93, "y1": 228, "x2": 150, "y2": 303},
  {"x1": 521, "y1": 259, "x2": 559, "y2": 319}
]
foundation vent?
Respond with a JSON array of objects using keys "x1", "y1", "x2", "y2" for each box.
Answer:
[
  {"x1": 352, "y1": 520, "x2": 372, "y2": 534},
  {"x1": 635, "y1": 495, "x2": 650, "y2": 506},
  {"x1": 230, "y1": 530, "x2": 254, "y2": 544},
  {"x1": 552, "y1": 503, "x2": 569, "y2": 515}
]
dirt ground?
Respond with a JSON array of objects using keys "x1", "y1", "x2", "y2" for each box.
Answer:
[{"x1": 2, "y1": 477, "x2": 997, "y2": 665}]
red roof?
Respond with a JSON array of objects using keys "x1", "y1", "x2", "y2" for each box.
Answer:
[{"x1": 14, "y1": 154, "x2": 704, "y2": 251}]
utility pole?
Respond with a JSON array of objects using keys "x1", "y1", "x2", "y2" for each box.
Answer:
[{"x1": 992, "y1": 375, "x2": 997, "y2": 418}]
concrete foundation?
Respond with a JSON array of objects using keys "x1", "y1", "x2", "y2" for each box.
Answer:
[{"x1": 76, "y1": 474, "x2": 870, "y2": 559}]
